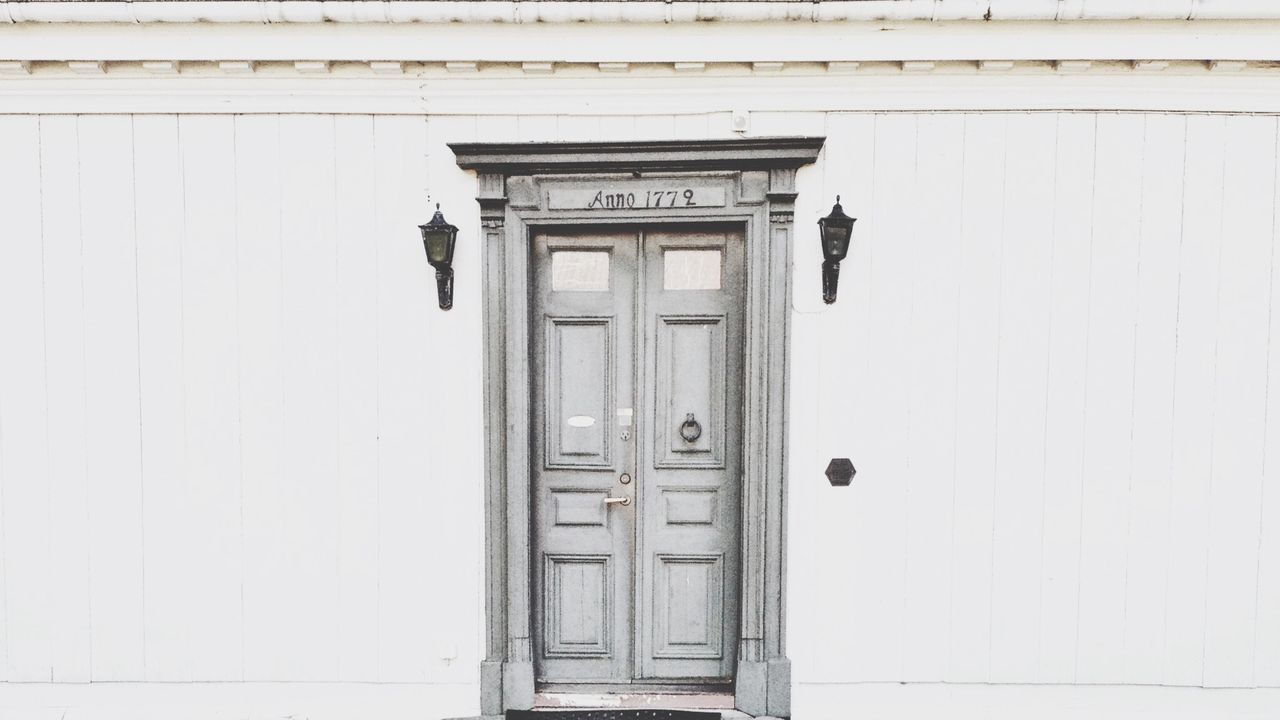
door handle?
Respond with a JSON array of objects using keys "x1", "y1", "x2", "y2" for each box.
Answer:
[{"x1": 603, "y1": 496, "x2": 632, "y2": 507}]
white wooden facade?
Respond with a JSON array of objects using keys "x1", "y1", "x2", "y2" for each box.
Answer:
[{"x1": 1, "y1": 5, "x2": 1280, "y2": 719}]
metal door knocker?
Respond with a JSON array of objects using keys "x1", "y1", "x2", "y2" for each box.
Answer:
[{"x1": 679, "y1": 413, "x2": 703, "y2": 443}]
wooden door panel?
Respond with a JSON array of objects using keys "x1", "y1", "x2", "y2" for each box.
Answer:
[
  {"x1": 545, "y1": 316, "x2": 615, "y2": 468},
  {"x1": 533, "y1": 233, "x2": 637, "y2": 684},
  {"x1": 551, "y1": 490, "x2": 612, "y2": 527},
  {"x1": 652, "y1": 553, "x2": 725, "y2": 659},
  {"x1": 533, "y1": 227, "x2": 742, "y2": 686},
  {"x1": 543, "y1": 554, "x2": 614, "y2": 658},
  {"x1": 654, "y1": 314, "x2": 728, "y2": 469},
  {"x1": 662, "y1": 488, "x2": 718, "y2": 526},
  {"x1": 638, "y1": 229, "x2": 744, "y2": 681}
]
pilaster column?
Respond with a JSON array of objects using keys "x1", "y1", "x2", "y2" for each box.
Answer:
[{"x1": 765, "y1": 167, "x2": 796, "y2": 719}]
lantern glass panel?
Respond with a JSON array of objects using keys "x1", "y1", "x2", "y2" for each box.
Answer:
[
  {"x1": 822, "y1": 223, "x2": 851, "y2": 261},
  {"x1": 423, "y1": 229, "x2": 453, "y2": 264}
]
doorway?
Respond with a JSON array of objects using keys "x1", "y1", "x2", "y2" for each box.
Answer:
[
  {"x1": 453, "y1": 136, "x2": 822, "y2": 717},
  {"x1": 530, "y1": 228, "x2": 745, "y2": 689}
]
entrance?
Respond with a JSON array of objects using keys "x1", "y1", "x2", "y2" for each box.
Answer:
[
  {"x1": 454, "y1": 136, "x2": 821, "y2": 716},
  {"x1": 531, "y1": 228, "x2": 745, "y2": 687}
]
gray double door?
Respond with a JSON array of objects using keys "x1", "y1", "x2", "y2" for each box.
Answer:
[{"x1": 531, "y1": 227, "x2": 744, "y2": 686}]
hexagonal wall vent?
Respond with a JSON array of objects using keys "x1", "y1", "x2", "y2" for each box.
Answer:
[{"x1": 825, "y1": 458, "x2": 856, "y2": 486}]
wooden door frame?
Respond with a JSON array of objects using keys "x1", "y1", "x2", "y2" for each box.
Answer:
[{"x1": 453, "y1": 138, "x2": 824, "y2": 718}]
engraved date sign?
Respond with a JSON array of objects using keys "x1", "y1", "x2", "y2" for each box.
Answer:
[{"x1": 549, "y1": 186, "x2": 727, "y2": 211}]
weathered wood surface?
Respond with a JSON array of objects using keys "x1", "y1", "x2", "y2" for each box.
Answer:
[{"x1": 0, "y1": 112, "x2": 1276, "y2": 708}]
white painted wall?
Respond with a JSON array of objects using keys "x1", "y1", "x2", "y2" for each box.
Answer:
[
  {"x1": 1, "y1": 109, "x2": 1278, "y2": 719},
  {"x1": 787, "y1": 111, "x2": 1280, "y2": 716},
  {"x1": 0, "y1": 114, "x2": 488, "y2": 717}
]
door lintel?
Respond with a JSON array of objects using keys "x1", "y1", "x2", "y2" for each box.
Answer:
[{"x1": 453, "y1": 137, "x2": 824, "y2": 176}]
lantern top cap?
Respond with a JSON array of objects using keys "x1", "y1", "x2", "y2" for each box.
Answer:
[
  {"x1": 419, "y1": 203, "x2": 457, "y2": 232},
  {"x1": 821, "y1": 195, "x2": 854, "y2": 224}
]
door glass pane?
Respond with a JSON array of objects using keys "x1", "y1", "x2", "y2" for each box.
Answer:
[
  {"x1": 551, "y1": 250, "x2": 610, "y2": 291},
  {"x1": 663, "y1": 249, "x2": 722, "y2": 290}
]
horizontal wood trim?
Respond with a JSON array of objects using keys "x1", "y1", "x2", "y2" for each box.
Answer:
[
  {"x1": 450, "y1": 138, "x2": 825, "y2": 174},
  {"x1": 5, "y1": 68, "x2": 1280, "y2": 114},
  {"x1": 5, "y1": 20, "x2": 1280, "y2": 63},
  {"x1": 5, "y1": 0, "x2": 1280, "y2": 24}
]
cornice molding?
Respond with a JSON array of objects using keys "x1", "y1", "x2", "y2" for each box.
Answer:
[
  {"x1": 5, "y1": 60, "x2": 1280, "y2": 114},
  {"x1": 450, "y1": 137, "x2": 826, "y2": 175},
  {"x1": 0, "y1": 59, "x2": 1275, "y2": 77},
  {"x1": 5, "y1": 0, "x2": 1280, "y2": 24},
  {"x1": 5, "y1": 20, "x2": 1280, "y2": 66}
]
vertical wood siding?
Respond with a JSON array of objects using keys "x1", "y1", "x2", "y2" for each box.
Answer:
[
  {"x1": 1036, "y1": 112, "x2": 1096, "y2": 684},
  {"x1": 40, "y1": 115, "x2": 93, "y2": 684},
  {"x1": 80, "y1": 114, "x2": 145, "y2": 683},
  {"x1": 0, "y1": 110, "x2": 1277, "y2": 693},
  {"x1": 0, "y1": 115, "x2": 50, "y2": 683},
  {"x1": 0, "y1": 113, "x2": 487, "y2": 685},
  {"x1": 788, "y1": 111, "x2": 1280, "y2": 690}
]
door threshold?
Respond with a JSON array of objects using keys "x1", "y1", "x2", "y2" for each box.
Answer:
[{"x1": 535, "y1": 691, "x2": 736, "y2": 710}]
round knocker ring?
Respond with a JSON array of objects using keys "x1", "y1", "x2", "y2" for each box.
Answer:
[{"x1": 679, "y1": 413, "x2": 703, "y2": 443}]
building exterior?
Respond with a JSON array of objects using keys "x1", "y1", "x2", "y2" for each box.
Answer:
[{"x1": 1, "y1": 2, "x2": 1280, "y2": 718}]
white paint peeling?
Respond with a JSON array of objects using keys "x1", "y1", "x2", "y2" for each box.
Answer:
[{"x1": 1056, "y1": 59, "x2": 1093, "y2": 72}]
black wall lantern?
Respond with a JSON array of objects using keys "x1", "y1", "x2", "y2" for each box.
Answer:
[
  {"x1": 419, "y1": 204, "x2": 459, "y2": 310},
  {"x1": 817, "y1": 196, "x2": 857, "y2": 304}
]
